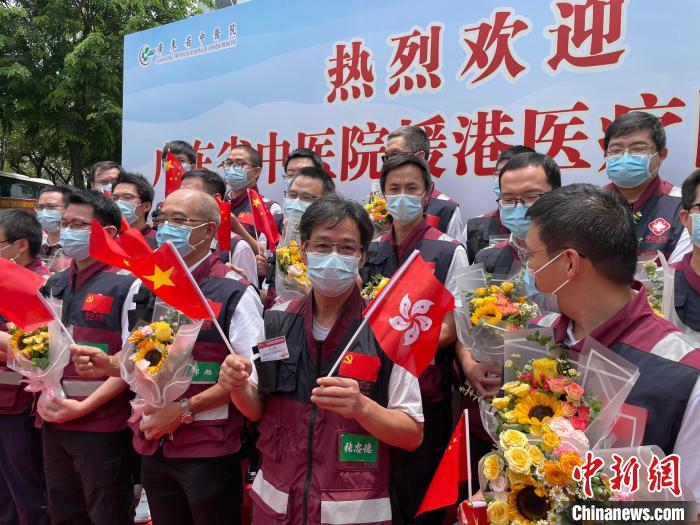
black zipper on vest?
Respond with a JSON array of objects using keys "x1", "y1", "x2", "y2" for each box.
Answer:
[{"x1": 301, "y1": 341, "x2": 322, "y2": 525}]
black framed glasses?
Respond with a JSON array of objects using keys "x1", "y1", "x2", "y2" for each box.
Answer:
[
  {"x1": 305, "y1": 240, "x2": 362, "y2": 257},
  {"x1": 497, "y1": 194, "x2": 545, "y2": 209},
  {"x1": 222, "y1": 160, "x2": 254, "y2": 170},
  {"x1": 58, "y1": 221, "x2": 92, "y2": 230},
  {"x1": 285, "y1": 190, "x2": 319, "y2": 203}
]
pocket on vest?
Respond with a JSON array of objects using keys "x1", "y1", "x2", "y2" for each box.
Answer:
[
  {"x1": 320, "y1": 488, "x2": 392, "y2": 525},
  {"x1": 250, "y1": 468, "x2": 290, "y2": 523}
]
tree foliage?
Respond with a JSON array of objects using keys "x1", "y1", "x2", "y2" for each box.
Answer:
[{"x1": 0, "y1": 0, "x2": 207, "y2": 188}]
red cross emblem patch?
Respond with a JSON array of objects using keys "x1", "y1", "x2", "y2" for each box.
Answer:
[{"x1": 648, "y1": 218, "x2": 670, "y2": 235}]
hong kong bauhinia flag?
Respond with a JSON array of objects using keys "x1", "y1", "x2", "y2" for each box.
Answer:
[{"x1": 365, "y1": 252, "x2": 454, "y2": 377}]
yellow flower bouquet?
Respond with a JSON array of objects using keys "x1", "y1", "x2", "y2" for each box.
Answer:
[
  {"x1": 361, "y1": 274, "x2": 390, "y2": 302},
  {"x1": 8, "y1": 324, "x2": 50, "y2": 369},
  {"x1": 364, "y1": 182, "x2": 391, "y2": 234},
  {"x1": 275, "y1": 240, "x2": 312, "y2": 301}
]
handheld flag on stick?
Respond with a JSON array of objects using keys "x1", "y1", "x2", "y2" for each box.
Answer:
[
  {"x1": 0, "y1": 259, "x2": 54, "y2": 331},
  {"x1": 164, "y1": 152, "x2": 186, "y2": 197},
  {"x1": 215, "y1": 195, "x2": 232, "y2": 252},
  {"x1": 248, "y1": 188, "x2": 280, "y2": 248}
]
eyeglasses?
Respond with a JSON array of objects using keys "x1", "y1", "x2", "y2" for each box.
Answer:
[
  {"x1": 687, "y1": 203, "x2": 700, "y2": 214},
  {"x1": 305, "y1": 240, "x2": 362, "y2": 257},
  {"x1": 521, "y1": 247, "x2": 586, "y2": 264},
  {"x1": 497, "y1": 194, "x2": 545, "y2": 209},
  {"x1": 605, "y1": 145, "x2": 656, "y2": 157},
  {"x1": 222, "y1": 160, "x2": 254, "y2": 170},
  {"x1": 154, "y1": 216, "x2": 208, "y2": 228},
  {"x1": 59, "y1": 221, "x2": 92, "y2": 230},
  {"x1": 285, "y1": 190, "x2": 319, "y2": 203},
  {"x1": 381, "y1": 151, "x2": 419, "y2": 163},
  {"x1": 34, "y1": 204, "x2": 65, "y2": 211},
  {"x1": 0, "y1": 239, "x2": 16, "y2": 246},
  {"x1": 111, "y1": 193, "x2": 141, "y2": 203}
]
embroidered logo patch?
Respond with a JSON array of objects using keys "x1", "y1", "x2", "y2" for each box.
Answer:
[{"x1": 648, "y1": 218, "x2": 670, "y2": 235}]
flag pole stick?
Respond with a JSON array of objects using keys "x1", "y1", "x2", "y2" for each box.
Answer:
[
  {"x1": 168, "y1": 243, "x2": 239, "y2": 356},
  {"x1": 464, "y1": 408, "x2": 472, "y2": 502},
  {"x1": 326, "y1": 249, "x2": 421, "y2": 377},
  {"x1": 37, "y1": 292, "x2": 76, "y2": 345}
]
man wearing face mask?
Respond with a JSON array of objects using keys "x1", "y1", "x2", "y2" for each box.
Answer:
[
  {"x1": 362, "y1": 153, "x2": 468, "y2": 525},
  {"x1": 112, "y1": 172, "x2": 156, "y2": 248},
  {"x1": 89, "y1": 160, "x2": 125, "y2": 193},
  {"x1": 37, "y1": 185, "x2": 73, "y2": 257},
  {"x1": 162, "y1": 140, "x2": 197, "y2": 174},
  {"x1": 672, "y1": 170, "x2": 700, "y2": 334},
  {"x1": 39, "y1": 190, "x2": 140, "y2": 525},
  {"x1": 282, "y1": 147, "x2": 324, "y2": 190},
  {"x1": 0, "y1": 210, "x2": 51, "y2": 525},
  {"x1": 525, "y1": 184, "x2": 700, "y2": 504},
  {"x1": 384, "y1": 126, "x2": 463, "y2": 239},
  {"x1": 603, "y1": 111, "x2": 690, "y2": 263},
  {"x1": 473, "y1": 152, "x2": 561, "y2": 275},
  {"x1": 462, "y1": 145, "x2": 535, "y2": 262},
  {"x1": 217, "y1": 193, "x2": 424, "y2": 524}
]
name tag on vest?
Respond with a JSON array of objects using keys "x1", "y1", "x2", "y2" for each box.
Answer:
[
  {"x1": 82, "y1": 294, "x2": 113, "y2": 315},
  {"x1": 257, "y1": 336, "x2": 290, "y2": 362},
  {"x1": 339, "y1": 433, "x2": 379, "y2": 463}
]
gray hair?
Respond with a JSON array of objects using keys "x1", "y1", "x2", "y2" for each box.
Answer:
[
  {"x1": 194, "y1": 191, "x2": 221, "y2": 227},
  {"x1": 387, "y1": 125, "x2": 430, "y2": 160}
]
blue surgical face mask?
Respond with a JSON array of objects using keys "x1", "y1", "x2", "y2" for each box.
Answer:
[
  {"x1": 492, "y1": 175, "x2": 501, "y2": 197},
  {"x1": 116, "y1": 200, "x2": 138, "y2": 225},
  {"x1": 224, "y1": 166, "x2": 250, "y2": 191},
  {"x1": 691, "y1": 213, "x2": 700, "y2": 248},
  {"x1": 60, "y1": 228, "x2": 91, "y2": 260},
  {"x1": 606, "y1": 152, "x2": 658, "y2": 189},
  {"x1": 156, "y1": 222, "x2": 208, "y2": 257},
  {"x1": 499, "y1": 204, "x2": 532, "y2": 240},
  {"x1": 37, "y1": 209, "x2": 62, "y2": 233},
  {"x1": 181, "y1": 163, "x2": 192, "y2": 173},
  {"x1": 98, "y1": 183, "x2": 113, "y2": 193},
  {"x1": 284, "y1": 176, "x2": 294, "y2": 191},
  {"x1": 283, "y1": 198, "x2": 310, "y2": 217},
  {"x1": 385, "y1": 193, "x2": 423, "y2": 225},
  {"x1": 306, "y1": 252, "x2": 359, "y2": 297},
  {"x1": 523, "y1": 251, "x2": 570, "y2": 313}
]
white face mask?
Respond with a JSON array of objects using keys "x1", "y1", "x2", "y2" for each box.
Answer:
[{"x1": 306, "y1": 252, "x2": 360, "y2": 297}]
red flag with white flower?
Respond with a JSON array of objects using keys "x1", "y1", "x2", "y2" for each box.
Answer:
[{"x1": 365, "y1": 252, "x2": 454, "y2": 377}]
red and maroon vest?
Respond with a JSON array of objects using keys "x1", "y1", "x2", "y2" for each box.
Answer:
[
  {"x1": 139, "y1": 224, "x2": 158, "y2": 249},
  {"x1": 672, "y1": 253, "x2": 700, "y2": 332},
  {"x1": 424, "y1": 187, "x2": 459, "y2": 236},
  {"x1": 465, "y1": 209, "x2": 510, "y2": 263},
  {"x1": 251, "y1": 289, "x2": 394, "y2": 525},
  {"x1": 131, "y1": 253, "x2": 251, "y2": 458},
  {"x1": 0, "y1": 258, "x2": 51, "y2": 415},
  {"x1": 42, "y1": 261, "x2": 136, "y2": 432},
  {"x1": 473, "y1": 238, "x2": 522, "y2": 276},
  {"x1": 363, "y1": 219, "x2": 459, "y2": 403}
]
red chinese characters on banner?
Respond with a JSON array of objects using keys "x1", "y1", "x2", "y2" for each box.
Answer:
[
  {"x1": 545, "y1": 0, "x2": 629, "y2": 72},
  {"x1": 326, "y1": 40, "x2": 375, "y2": 103},
  {"x1": 458, "y1": 8, "x2": 531, "y2": 87},
  {"x1": 400, "y1": 114, "x2": 448, "y2": 178},
  {"x1": 258, "y1": 132, "x2": 291, "y2": 185},
  {"x1": 339, "y1": 122, "x2": 388, "y2": 182},
  {"x1": 647, "y1": 454, "x2": 681, "y2": 497},
  {"x1": 524, "y1": 101, "x2": 592, "y2": 169},
  {"x1": 573, "y1": 451, "x2": 605, "y2": 499},
  {"x1": 193, "y1": 139, "x2": 216, "y2": 169},
  {"x1": 696, "y1": 90, "x2": 700, "y2": 168},
  {"x1": 216, "y1": 136, "x2": 253, "y2": 164},
  {"x1": 386, "y1": 24, "x2": 443, "y2": 97},
  {"x1": 609, "y1": 453, "x2": 641, "y2": 493},
  {"x1": 298, "y1": 128, "x2": 337, "y2": 178},
  {"x1": 452, "y1": 110, "x2": 515, "y2": 176}
]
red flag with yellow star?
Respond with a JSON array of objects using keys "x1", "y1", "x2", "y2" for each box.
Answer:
[
  {"x1": 247, "y1": 188, "x2": 280, "y2": 248},
  {"x1": 164, "y1": 151, "x2": 186, "y2": 196},
  {"x1": 215, "y1": 195, "x2": 232, "y2": 252},
  {"x1": 89, "y1": 219, "x2": 133, "y2": 271}
]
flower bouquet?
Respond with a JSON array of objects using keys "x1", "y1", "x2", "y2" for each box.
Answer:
[
  {"x1": 455, "y1": 265, "x2": 539, "y2": 365},
  {"x1": 365, "y1": 182, "x2": 390, "y2": 235},
  {"x1": 361, "y1": 274, "x2": 390, "y2": 301},
  {"x1": 275, "y1": 240, "x2": 312, "y2": 302},
  {"x1": 6, "y1": 298, "x2": 73, "y2": 407},
  {"x1": 120, "y1": 301, "x2": 202, "y2": 415}
]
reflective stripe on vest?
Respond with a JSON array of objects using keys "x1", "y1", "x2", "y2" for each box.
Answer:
[
  {"x1": 252, "y1": 469, "x2": 289, "y2": 515},
  {"x1": 0, "y1": 370, "x2": 22, "y2": 386},
  {"x1": 194, "y1": 404, "x2": 228, "y2": 422},
  {"x1": 320, "y1": 497, "x2": 392, "y2": 525},
  {"x1": 63, "y1": 379, "x2": 105, "y2": 398}
]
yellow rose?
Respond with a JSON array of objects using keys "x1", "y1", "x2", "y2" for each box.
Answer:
[
  {"x1": 487, "y1": 501, "x2": 509, "y2": 525},
  {"x1": 502, "y1": 380, "x2": 530, "y2": 398},
  {"x1": 506, "y1": 468, "x2": 535, "y2": 487},
  {"x1": 559, "y1": 452, "x2": 583, "y2": 476},
  {"x1": 499, "y1": 429, "x2": 528, "y2": 449},
  {"x1": 504, "y1": 446, "x2": 532, "y2": 474},
  {"x1": 532, "y1": 358, "x2": 558, "y2": 385},
  {"x1": 500, "y1": 281, "x2": 514, "y2": 293},
  {"x1": 153, "y1": 322, "x2": 172, "y2": 342},
  {"x1": 482, "y1": 453, "x2": 503, "y2": 481},
  {"x1": 541, "y1": 430, "x2": 560, "y2": 451},
  {"x1": 474, "y1": 287, "x2": 487, "y2": 297},
  {"x1": 491, "y1": 396, "x2": 511, "y2": 411},
  {"x1": 542, "y1": 460, "x2": 571, "y2": 487},
  {"x1": 504, "y1": 410, "x2": 518, "y2": 423},
  {"x1": 526, "y1": 444, "x2": 545, "y2": 466}
]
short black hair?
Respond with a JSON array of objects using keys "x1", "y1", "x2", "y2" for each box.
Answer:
[
  {"x1": 527, "y1": 184, "x2": 637, "y2": 285},
  {"x1": 0, "y1": 209, "x2": 42, "y2": 257},
  {"x1": 68, "y1": 190, "x2": 122, "y2": 232},
  {"x1": 387, "y1": 125, "x2": 430, "y2": 161},
  {"x1": 300, "y1": 194, "x2": 373, "y2": 254},
  {"x1": 292, "y1": 166, "x2": 336, "y2": 195},
  {"x1": 182, "y1": 168, "x2": 226, "y2": 198},
  {"x1": 114, "y1": 172, "x2": 154, "y2": 204},
  {"x1": 497, "y1": 145, "x2": 536, "y2": 166},
  {"x1": 681, "y1": 169, "x2": 700, "y2": 210},
  {"x1": 163, "y1": 140, "x2": 196, "y2": 165},
  {"x1": 231, "y1": 144, "x2": 262, "y2": 168},
  {"x1": 39, "y1": 185, "x2": 74, "y2": 206},
  {"x1": 89, "y1": 161, "x2": 125, "y2": 186},
  {"x1": 380, "y1": 153, "x2": 432, "y2": 193},
  {"x1": 499, "y1": 152, "x2": 561, "y2": 190},
  {"x1": 603, "y1": 111, "x2": 666, "y2": 152},
  {"x1": 284, "y1": 148, "x2": 323, "y2": 172}
]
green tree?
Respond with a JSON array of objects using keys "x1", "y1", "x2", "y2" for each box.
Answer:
[{"x1": 0, "y1": 0, "x2": 208, "y2": 187}]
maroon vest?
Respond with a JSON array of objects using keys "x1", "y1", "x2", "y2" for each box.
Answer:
[
  {"x1": 131, "y1": 253, "x2": 250, "y2": 458},
  {"x1": 139, "y1": 224, "x2": 158, "y2": 249},
  {"x1": 251, "y1": 289, "x2": 393, "y2": 525},
  {"x1": 424, "y1": 187, "x2": 459, "y2": 235},
  {"x1": 42, "y1": 262, "x2": 136, "y2": 432},
  {"x1": 465, "y1": 209, "x2": 509, "y2": 263}
]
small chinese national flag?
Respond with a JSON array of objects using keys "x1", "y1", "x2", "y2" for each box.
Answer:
[
  {"x1": 215, "y1": 195, "x2": 232, "y2": 252},
  {"x1": 339, "y1": 352, "x2": 380, "y2": 382},
  {"x1": 366, "y1": 254, "x2": 454, "y2": 377},
  {"x1": 416, "y1": 411, "x2": 470, "y2": 516},
  {"x1": 165, "y1": 151, "x2": 186, "y2": 197},
  {"x1": 89, "y1": 220, "x2": 132, "y2": 271},
  {"x1": 0, "y1": 259, "x2": 54, "y2": 331},
  {"x1": 248, "y1": 188, "x2": 280, "y2": 248}
]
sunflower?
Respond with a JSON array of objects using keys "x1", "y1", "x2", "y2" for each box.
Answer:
[
  {"x1": 9, "y1": 327, "x2": 27, "y2": 353},
  {"x1": 134, "y1": 341, "x2": 168, "y2": 376},
  {"x1": 470, "y1": 303, "x2": 503, "y2": 326},
  {"x1": 513, "y1": 392, "x2": 563, "y2": 433},
  {"x1": 509, "y1": 484, "x2": 551, "y2": 525}
]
